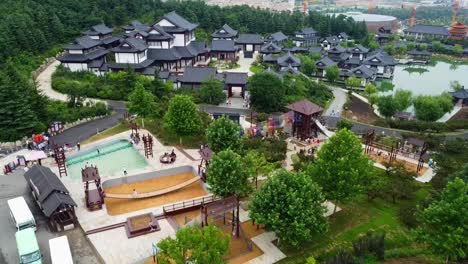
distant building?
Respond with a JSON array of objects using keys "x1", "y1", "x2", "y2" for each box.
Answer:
[
  {"x1": 210, "y1": 40, "x2": 240, "y2": 61},
  {"x1": 212, "y1": 24, "x2": 238, "y2": 40},
  {"x1": 362, "y1": 50, "x2": 396, "y2": 78},
  {"x1": 265, "y1": 31, "x2": 288, "y2": 45},
  {"x1": 449, "y1": 88, "x2": 468, "y2": 106},
  {"x1": 235, "y1": 33, "x2": 264, "y2": 57},
  {"x1": 448, "y1": 21, "x2": 468, "y2": 40},
  {"x1": 293, "y1": 28, "x2": 318, "y2": 47},
  {"x1": 321, "y1": 36, "x2": 340, "y2": 50},
  {"x1": 315, "y1": 57, "x2": 337, "y2": 77},
  {"x1": 403, "y1": 24, "x2": 449, "y2": 40}
]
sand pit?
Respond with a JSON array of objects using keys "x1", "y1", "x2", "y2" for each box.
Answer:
[
  {"x1": 104, "y1": 172, "x2": 207, "y2": 215},
  {"x1": 368, "y1": 153, "x2": 427, "y2": 176}
]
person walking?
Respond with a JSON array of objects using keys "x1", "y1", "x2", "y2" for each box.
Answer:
[{"x1": 77, "y1": 142, "x2": 81, "y2": 151}]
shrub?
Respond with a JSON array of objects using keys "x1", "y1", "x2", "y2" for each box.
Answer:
[{"x1": 399, "y1": 202, "x2": 418, "y2": 228}]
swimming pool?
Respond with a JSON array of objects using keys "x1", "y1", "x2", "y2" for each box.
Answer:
[{"x1": 66, "y1": 139, "x2": 148, "y2": 180}]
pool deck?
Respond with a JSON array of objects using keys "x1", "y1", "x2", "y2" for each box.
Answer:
[{"x1": 40, "y1": 129, "x2": 291, "y2": 264}]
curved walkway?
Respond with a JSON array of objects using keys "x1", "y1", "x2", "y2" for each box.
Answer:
[
  {"x1": 35, "y1": 58, "x2": 126, "y2": 146},
  {"x1": 324, "y1": 87, "x2": 347, "y2": 117}
]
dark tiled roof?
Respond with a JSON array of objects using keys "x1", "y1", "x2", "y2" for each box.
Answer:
[
  {"x1": 287, "y1": 99, "x2": 323, "y2": 116},
  {"x1": 324, "y1": 36, "x2": 340, "y2": 44},
  {"x1": 112, "y1": 38, "x2": 147, "y2": 53},
  {"x1": 280, "y1": 65, "x2": 301, "y2": 75},
  {"x1": 345, "y1": 56, "x2": 362, "y2": 66},
  {"x1": 328, "y1": 45, "x2": 346, "y2": 54},
  {"x1": 263, "y1": 54, "x2": 277, "y2": 63},
  {"x1": 180, "y1": 67, "x2": 217, "y2": 83},
  {"x1": 122, "y1": 20, "x2": 150, "y2": 32},
  {"x1": 404, "y1": 24, "x2": 449, "y2": 36},
  {"x1": 64, "y1": 36, "x2": 101, "y2": 50},
  {"x1": 211, "y1": 40, "x2": 237, "y2": 52},
  {"x1": 84, "y1": 24, "x2": 113, "y2": 35},
  {"x1": 296, "y1": 27, "x2": 316, "y2": 35},
  {"x1": 449, "y1": 89, "x2": 468, "y2": 99},
  {"x1": 260, "y1": 42, "x2": 282, "y2": 54},
  {"x1": 236, "y1": 34, "x2": 264, "y2": 44},
  {"x1": 349, "y1": 65, "x2": 376, "y2": 79},
  {"x1": 284, "y1": 47, "x2": 309, "y2": 53},
  {"x1": 160, "y1": 11, "x2": 198, "y2": 31},
  {"x1": 58, "y1": 48, "x2": 108, "y2": 63},
  {"x1": 42, "y1": 192, "x2": 77, "y2": 217},
  {"x1": 88, "y1": 58, "x2": 105, "y2": 68},
  {"x1": 308, "y1": 46, "x2": 323, "y2": 53},
  {"x1": 101, "y1": 36, "x2": 121, "y2": 45},
  {"x1": 212, "y1": 24, "x2": 238, "y2": 38},
  {"x1": 349, "y1": 44, "x2": 369, "y2": 54},
  {"x1": 363, "y1": 51, "x2": 396, "y2": 66},
  {"x1": 107, "y1": 59, "x2": 154, "y2": 70},
  {"x1": 339, "y1": 32, "x2": 349, "y2": 39},
  {"x1": 24, "y1": 165, "x2": 70, "y2": 203},
  {"x1": 408, "y1": 49, "x2": 432, "y2": 56},
  {"x1": 267, "y1": 31, "x2": 288, "y2": 42},
  {"x1": 146, "y1": 25, "x2": 174, "y2": 41},
  {"x1": 316, "y1": 57, "x2": 337, "y2": 69},
  {"x1": 277, "y1": 52, "x2": 301, "y2": 67},
  {"x1": 147, "y1": 49, "x2": 180, "y2": 61},
  {"x1": 265, "y1": 67, "x2": 284, "y2": 79},
  {"x1": 224, "y1": 72, "x2": 248, "y2": 85}
]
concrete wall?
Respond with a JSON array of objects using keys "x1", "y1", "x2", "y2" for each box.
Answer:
[
  {"x1": 115, "y1": 51, "x2": 147, "y2": 64},
  {"x1": 102, "y1": 165, "x2": 197, "y2": 189},
  {"x1": 64, "y1": 62, "x2": 88, "y2": 72}
]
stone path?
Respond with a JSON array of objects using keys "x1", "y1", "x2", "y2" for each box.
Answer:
[{"x1": 324, "y1": 87, "x2": 347, "y2": 117}]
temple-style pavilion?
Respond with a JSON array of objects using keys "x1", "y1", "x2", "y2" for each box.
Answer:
[{"x1": 287, "y1": 99, "x2": 323, "y2": 140}]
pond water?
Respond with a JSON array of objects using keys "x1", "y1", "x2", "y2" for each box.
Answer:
[{"x1": 382, "y1": 61, "x2": 468, "y2": 96}]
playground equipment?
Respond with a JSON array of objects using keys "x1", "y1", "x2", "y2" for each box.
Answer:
[
  {"x1": 160, "y1": 150, "x2": 176, "y2": 164},
  {"x1": 198, "y1": 146, "x2": 213, "y2": 182},
  {"x1": 287, "y1": 99, "x2": 323, "y2": 140},
  {"x1": 104, "y1": 176, "x2": 201, "y2": 199},
  {"x1": 142, "y1": 134, "x2": 153, "y2": 159},
  {"x1": 201, "y1": 195, "x2": 240, "y2": 238},
  {"x1": 53, "y1": 145, "x2": 67, "y2": 177},
  {"x1": 82, "y1": 166, "x2": 104, "y2": 211}
]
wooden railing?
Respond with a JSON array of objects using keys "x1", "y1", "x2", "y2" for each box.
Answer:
[{"x1": 163, "y1": 195, "x2": 219, "y2": 214}]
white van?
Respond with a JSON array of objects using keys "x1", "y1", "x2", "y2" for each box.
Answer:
[
  {"x1": 8, "y1": 196, "x2": 36, "y2": 231},
  {"x1": 49, "y1": 236, "x2": 73, "y2": 264}
]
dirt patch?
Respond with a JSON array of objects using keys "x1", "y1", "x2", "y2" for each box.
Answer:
[
  {"x1": 129, "y1": 214, "x2": 152, "y2": 230},
  {"x1": 368, "y1": 152, "x2": 427, "y2": 176},
  {"x1": 448, "y1": 107, "x2": 468, "y2": 121},
  {"x1": 104, "y1": 172, "x2": 207, "y2": 215},
  {"x1": 343, "y1": 95, "x2": 382, "y2": 124}
]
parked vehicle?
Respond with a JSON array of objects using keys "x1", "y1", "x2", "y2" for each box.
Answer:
[
  {"x1": 15, "y1": 227, "x2": 42, "y2": 264},
  {"x1": 8, "y1": 196, "x2": 36, "y2": 231},
  {"x1": 49, "y1": 236, "x2": 73, "y2": 264}
]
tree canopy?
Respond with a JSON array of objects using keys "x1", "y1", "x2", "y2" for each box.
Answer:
[
  {"x1": 206, "y1": 116, "x2": 241, "y2": 152},
  {"x1": 325, "y1": 65, "x2": 340, "y2": 83},
  {"x1": 393, "y1": 89, "x2": 413, "y2": 112},
  {"x1": 377, "y1": 95, "x2": 398, "y2": 118},
  {"x1": 249, "y1": 72, "x2": 284, "y2": 113},
  {"x1": 249, "y1": 170, "x2": 328, "y2": 247},
  {"x1": 206, "y1": 149, "x2": 250, "y2": 197},
  {"x1": 413, "y1": 94, "x2": 454, "y2": 122},
  {"x1": 306, "y1": 129, "x2": 373, "y2": 212},
  {"x1": 157, "y1": 224, "x2": 230, "y2": 264},
  {"x1": 415, "y1": 178, "x2": 467, "y2": 262},
  {"x1": 199, "y1": 78, "x2": 226, "y2": 105},
  {"x1": 127, "y1": 83, "x2": 158, "y2": 119},
  {"x1": 164, "y1": 95, "x2": 202, "y2": 137}
]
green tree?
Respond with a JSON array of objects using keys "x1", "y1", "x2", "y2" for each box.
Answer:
[
  {"x1": 407, "y1": 42, "x2": 416, "y2": 51},
  {"x1": 157, "y1": 224, "x2": 230, "y2": 264},
  {"x1": 450, "y1": 80, "x2": 463, "y2": 91},
  {"x1": 206, "y1": 149, "x2": 250, "y2": 197},
  {"x1": 199, "y1": 78, "x2": 226, "y2": 105},
  {"x1": 384, "y1": 42, "x2": 396, "y2": 55},
  {"x1": 300, "y1": 56, "x2": 317, "y2": 76},
  {"x1": 164, "y1": 95, "x2": 202, "y2": 140},
  {"x1": 0, "y1": 63, "x2": 39, "y2": 141},
  {"x1": 453, "y1": 44, "x2": 463, "y2": 55},
  {"x1": 249, "y1": 72, "x2": 284, "y2": 113},
  {"x1": 432, "y1": 41, "x2": 442, "y2": 52},
  {"x1": 325, "y1": 65, "x2": 340, "y2": 83},
  {"x1": 364, "y1": 83, "x2": 378, "y2": 97},
  {"x1": 336, "y1": 119, "x2": 353, "y2": 130},
  {"x1": 249, "y1": 170, "x2": 328, "y2": 247},
  {"x1": 413, "y1": 94, "x2": 453, "y2": 122},
  {"x1": 206, "y1": 116, "x2": 241, "y2": 152},
  {"x1": 398, "y1": 45, "x2": 407, "y2": 55},
  {"x1": 415, "y1": 178, "x2": 467, "y2": 262},
  {"x1": 243, "y1": 150, "x2": 274, "y2": 189},
  {"x1": 377, "y1": 95, "x2": 397, "y2": 118},
  {"x1": 195, "y1": 28, "x2": 210, "y2": 42},
  {"x1": 345, "y1": 76, "x2": 362, "y2": 89},
  {"x1": 419, "y1": 43, "x2": 428, "y2": 51},
  {"x1": 127, "y1": 83, "x2": 158, "y2": 128},
  {"x1": 369, "y1": 94, "x2": 379, "y2": 107},
  {"x1": 384, "y1": 163, "x2": 417, "y2": 203},
  {"x1": 393, "y1": 89, "x2": 413, "y2": 112},
  {"x1": 306, "y1": 129, "x2": 373, "y2": 213},
  {"x1": 368, "y1": 41, "x2": 379, "y2": 50}
]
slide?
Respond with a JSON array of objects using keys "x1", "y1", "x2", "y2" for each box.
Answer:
[
  {"x1": 315, "y1": 119, "x2": 335, "y2": 138},
  {"x1": 105, "y1": 176, "x2": 201, "y2": 199}
]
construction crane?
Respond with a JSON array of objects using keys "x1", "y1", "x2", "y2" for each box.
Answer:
[
  {"x1": 410, "y1": 6, "x2": 417, "y2": 27},
  {"x1": 453, "y1": 0, "x2": 459, "y2": 23},
  {"x1": 303, "y1": 0, "x2": 308, "y2": 13},
  {"x1": 368, "y1": 0, "x2": 373, "y2": 14}
]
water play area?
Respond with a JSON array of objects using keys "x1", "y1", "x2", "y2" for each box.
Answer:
[{"x1": 66, "y1": 139, "x2": 148, "y2": 179}]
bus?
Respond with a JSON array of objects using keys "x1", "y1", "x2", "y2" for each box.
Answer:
[
  {"x1": 49, "y1": 236, "x2": 73, "y2": 264},
  {"x1": 8, "y1": 196, "x2": 36, "y2": 231},
  {"x1": 15, "y1": 227, "x2": 42, "y2": 264}
]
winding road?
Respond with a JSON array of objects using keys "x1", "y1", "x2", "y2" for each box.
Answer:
[{"x1": 36, "y1": 59, "x2": 126, "y2": 146}]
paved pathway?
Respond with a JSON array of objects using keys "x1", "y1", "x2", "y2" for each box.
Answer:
[
  {"x1": 437, "y1": 103, "x2": 462, "y2": 122},
  {"x1": 217, "y1": 52, "x2": 255, "y2": 76},
  {"x1": 324, "y1": 87, "x2": 347, "y2": 117},
  {"x1": 34, "y1": 58, "x2": 126, "y2": 146}
]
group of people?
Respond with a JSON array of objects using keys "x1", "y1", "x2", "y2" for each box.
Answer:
[
  {"x1": 160, "y1": 149, "x2": 177, "y2": 164},
  {"x1": 27, "y1": 133, "x2": 50, "y2": 152},
  {"x1": 130, "y1": 132, "x2": 141, "y2": 145}
]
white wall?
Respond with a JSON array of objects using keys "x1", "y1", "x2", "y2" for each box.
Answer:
[
  {"x1": 89, "y1": 35, "x2": 100, "y2": 40},
  {"x1": 64, "y1": 63, "x2": 88, "y2": 72},
  {"x1": 115, "y1": 53, "x2": 138, "y2": 64},
  {"x1": 246, "y1": 44, "x2": 253, "y2": 52},
  {"x1": 69, "y1": 50, "x2": 83, "y2": 54},
  {"x1": 173, "y1": 34, "x2": 185, "y2": 46},
  {"x1": 156, "y1": 19, "x2": 174, "y2": 27}
]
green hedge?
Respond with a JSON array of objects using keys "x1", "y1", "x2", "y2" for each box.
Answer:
[
  {"x1": 373, "y1": 119, "x2": 468, "y2": 133},
  {"x1": 46, "y1": 101, "x2": 109, "y2": 124}
]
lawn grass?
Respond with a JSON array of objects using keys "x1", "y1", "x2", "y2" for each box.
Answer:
[
  {"x1": 249, "y1": 65, "x2": 264, "y2": 74},
  {"x1": 81, "y1": 122, "x2": 129, "y2": 145},
  {"x1": 277, "y1": 181, "x2": 434, "y2": 264},
  {"x1": 143, "y1": 117, "x2": 206, "y2": 149}
]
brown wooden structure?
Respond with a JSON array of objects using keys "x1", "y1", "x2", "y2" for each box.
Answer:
[
  {"x1": 125, "y1": 213, "x2": 160, "y2": 238},
  {"x1": 198, "y1": 146, "x2": 213, "y2": 182},
  {"x1": 142, "y1": 134, "x2": 154, "y2": 158},
  {"x1": 201, "y1": 195, "x2": 240, "y2": 238},
  {"x1": 417, "y1": 142, "x2": 428, "y2": 173},
  {"x1": 364, "y1": 130, "x2": 375, "y2": 154},
  {"x1": 287, "y1": 99, "x2": 323, "y2": 140},
  {"x1": 82, "y1": 166, "x2": 104, "y2": 211},
  {"x1": 130, "y1": 121, "x2": 138, "y2": 135},
  {"x1": 53, "y1": 145, "x2": 67, "y2": 177},
  {"x1": 24, "y1": 165, "x2": 77, "y2": 232}
]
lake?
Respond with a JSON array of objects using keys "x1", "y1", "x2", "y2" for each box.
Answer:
[{"x1": 383, "y1": 60, "x2": 468, "y2": 96}]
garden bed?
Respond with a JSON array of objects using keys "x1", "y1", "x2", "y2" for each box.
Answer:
[{"x1": 342, "y1": 96, "x2": 382, "y2": 124}]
